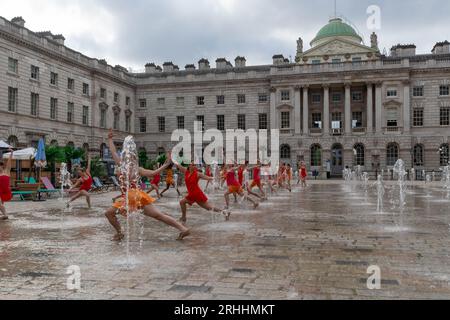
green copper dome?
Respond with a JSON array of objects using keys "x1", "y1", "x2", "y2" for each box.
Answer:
[{"x1": 311, "y1": 18, "x2": 362, "y2": 46}]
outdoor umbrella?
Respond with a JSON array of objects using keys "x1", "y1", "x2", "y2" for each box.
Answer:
[
  {"x1": 2, "y1": 148, "x2": 36, "y2": 160},
  {"x1": 35, "y1": 138, "x2": 47, "y2": 182},
  {"x1": 0, "y1": 140, "x2": 12, "y2": 149}
]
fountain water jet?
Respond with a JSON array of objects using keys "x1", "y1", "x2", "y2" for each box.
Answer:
[{"x1": 393, "y1": 159, "x2": 407, "y2": 210}]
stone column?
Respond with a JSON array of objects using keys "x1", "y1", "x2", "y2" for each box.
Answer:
[
  {"x1": 366, "y1": 82, "x2": 373, "y2": 134},
  {"x1": 294, "y1": 86, "x2": 301, "y2": 134},
  {"x1": 323, "y1": 85, "x2": 330, "y2": 135},
  {"x1": 302, "y1": 86, "x2": 309, "y2": 135},
  {"x1": 375, "y1": 82, "x2": 383, "y2": 133},
  {"x1": 403, "y1": 80, "x2": 411, "y2": 133},
  {"x1": 344, "y1": 83, "x2": 352, "y2": 134},
  {"x1": 270, "y1": 87, "x2": 278, "y2": 130}
]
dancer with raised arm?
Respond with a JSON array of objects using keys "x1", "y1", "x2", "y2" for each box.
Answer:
[
  {"x1": 160, "y1": 166, "x2": 181, "y2": 197},
  {"x1": 67, "y1": 155, "x2": 93, "y2": 208},
  {"x1": 224, "y1": 164, "x2": 259, "y2": 210},
  {"x1": 173, "y1": 158, "x2": 229, "y2": 226},
  {"x1": 104, "y1": 130, "x2": 190, "y2": 241},
  {"x1": 146, "y1": 163, "x2": 161, "y2": 198},
  {"x1": 0, "y1": 149, "x2": 13, "y2": 220}
]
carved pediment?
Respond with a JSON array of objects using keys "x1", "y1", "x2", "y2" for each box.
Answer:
[
  {"x1": 303, "y1": 38, "x2": 377, "y2": 58},
  {"x1": 99, "y1": 102, "x2": 109, "y2": 110},
  {"x1": 383, "y1": 99, "x2": 402, "y2": 107}
]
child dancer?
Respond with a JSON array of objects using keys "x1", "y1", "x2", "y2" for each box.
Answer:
[
  {"x1": 160, "y1": 166, "x2": 181, "y2": 197},
  {"x1": 0, "y1": 149, "x2": 13, "y2": 220},
  {"x1": 104, "y1": 130, "x2": 190, "y2": 241},
  {"x1": 146, "y1": 164, "x2": 161, "y2": 198},
  {"x1": 67, "y1": 155, "x2": 93, "y2": 208},
  {"x1": 173, "y1": 159, "x2": 229, "y2": 226},
  {"x1": 224, "y1": 164, "x2": 259, "y2": 210}
]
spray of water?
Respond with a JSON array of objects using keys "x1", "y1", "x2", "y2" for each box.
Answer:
[
  {"x1": 393, "y1": 159, "x2": 407, "y2": 210},
  {"x1": 375, "y1": 175, "x2": 385, "y2": 213}
]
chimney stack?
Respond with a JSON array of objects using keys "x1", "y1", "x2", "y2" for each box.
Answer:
[
  {"x1": 198, "y1": 58, "x2": 210, "y2": 70},
  {"x1": 235, "y1": 56, "x2": 246, "y2": 68},
  {"x1": 11, "y1": 16, "x2": 25, "y2": 27}
]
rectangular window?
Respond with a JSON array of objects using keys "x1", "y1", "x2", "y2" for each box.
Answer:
[
  {"x1": 31, "y1": 65, "x2": 39, "y2": 80},
  {"x1": 352, "y1": 111, "x2": 363, "y2": 128},
  {"x1": 197, "y1": 96, "x2": 205, "y2": 106},
  {"x1": 258, "y1": 94, "x2": 268, "y2": 103},
  {"x1": 217, "y1": 115, "x2": 225, "y2": 131},
  {"x1": 413, "y1": 109, "x2": 424, "y2": 127},
  {"x1": 177, "y1": 116, "x2": 185, "y2": 130},
  {"x1": 125, "y1": 115, "x2": 131, "y2": 132},
  {"x1": 100, "y1": 109, "x2": 107, "y2": 128},
  {"x1": 139, "y1": 99, "x2": 147, "y2": 108},
  {"x1": 386, "y1": 109, "x2": 399, "y2": 127},
  {"x1": 176, "y1": 97, "x2": 184, "y2": 106},
  {"x1": 440, "y1": 85, "x2": 450, "y2": 96},
  {"x1": 67, "y1": 78, "x2": 75, "y2": 91},
  {"x1": 387, "y1": 89, "x2": 398, "y2": 97},
  {"x1": 238, "y1": 114, "x2": 246, "y2": 130},
  {"x1": 67, "y1": 102, "x2": 74, "y2": 123},
  {"x1": 157, "y1": 97, "x2": 165, "y2": 106},
  {"x1": 8, "y1": 87, "x2": 18, "y2": 112},
  {"x1": 332, "y1": 112, "x2": 342, "y2": 129},
  {"x1": 312, "y1": 60, "x2": 321, "y2": 65},
  {"x1": 114, "y1": 92, "x2": 119, "y2": 103},
  {"x1": 196, "y1": 115, "x2": 205, "y2": 131},
  {"x1": 312, "y1": 94, "x2": 321, "y2": 104},
  {"x1": 8, "y1": 57, "x2": 18, "y2": 74},
  {"x1": 312, "y1": 113, "x2": 322, "y2": 129},
  {"x1": 100, "y1": 88, "x2": 106, "y2": 99},
  {"x1": 413, "y1": 86, "x2": 424, "y2": 97},
  {"x1": 281, "y1": 112, "x2": 290, "y2": 129},
  {"x1": 50, "y1": 72, "x2": 58, "y2": 86},
  {"x1": 281, "y1": 90, "x2": 290, "y2": 101},
  {"x1": 50, "y1": 98, "x2": 57, "y2": 120},
  {"x1": 237, "y1": 94, "x2": 246, "y2": 104},
  {"x1": 217, "y1": 95, "x2": 225, "y2": 105},
  {"x1": 113, "y1": 112, "x2": 120, "y2": 130},
  {"x1": 258, "y1": 113, "x2": 268, "y2": 130},
  {"x1": 30, "y1": 93, "x2": 39, "y2": 116},
  {"x1": 441, "y1": 107, "x2": 450, "y2": 126},
  {"x1": 332, "y1": 93, "x2": 341, "y2": 103},
  {"x1": 82, "y1": 106, "x2": 89, "y2": 125},
  {"x1": 352, "y1": 92, "x2": 363, "y2": 102},
  {"x1": 158, "y1": 117, "x2": 166, "y2": 132},
  {"x1": 139, "y1": 117, "x2": 147, "y2": 133},
  {"x1": 126, "y1": 96, "x2": 130, "y2": 106},
  {"x1": 82, "y1": 83, "x2": 90, "y2": 96},
  {"x1": 352, "y1": 57, "x2": 362, "y2": 64}
]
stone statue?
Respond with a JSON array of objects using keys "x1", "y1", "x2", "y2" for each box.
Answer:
[
  {"x1": 297, "y1": 37, "x2": 303, "y2": 55},
  {"x1": 371, "y1": 32, "x2": 379, "y2": 50}
]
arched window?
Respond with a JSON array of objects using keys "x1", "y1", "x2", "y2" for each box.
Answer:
[
  {"x1": 51, "y1": 140, "x2": 58, "y2": 147},
  {"x1": 7, "y1": 136, "x2": 18, "y2": 148},
  {"x1": 310, "y1": 144, "x2": 322, "y2": 167},
  {"x1": 440, "y1": 144, "x2": 450, "y2": 166},
  {"x1": 386, "y1": 143, "x2": 399, "y2": 166},
  {"x1": 413, "y1": 144, "x2": 424, "y2": 167},
  {"x1": 280, "y1": 144, "x2": 291, "y2": 159},
  {"x1": 354, "y1": 144, "x2": 365, "y2": 166}
]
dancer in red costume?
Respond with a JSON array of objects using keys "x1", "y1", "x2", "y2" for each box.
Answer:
[
  {"x1": 248, "y1": 161, "x2": 267, "y2": 199},
  {"x1": 67, "y1": 155, "x2": 93, "y2": 208},
  {"x1": 174, "y1": 159, "x2": 229, "y2": 226},
  {"x1": 204, "y1": 165, "x2": 213, "y2": 192},
  {"x1": 0, "y1": 149, "x2": 13, "y2": 220},
  {"x1": 224, "y1": 164, "x2": 259, "y2": 210},
  {"x1": 146, "y1": 164, "x2": 162, "y2": 198}
]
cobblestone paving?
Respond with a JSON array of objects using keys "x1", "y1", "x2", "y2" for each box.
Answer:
[{"x1": 1, "y1": 181, "x2": 450, "y2": 300}]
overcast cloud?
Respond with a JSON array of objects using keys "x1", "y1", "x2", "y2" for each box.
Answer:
[{"x1": 1, "y1": 0, "x2": 449, "y2": 71}]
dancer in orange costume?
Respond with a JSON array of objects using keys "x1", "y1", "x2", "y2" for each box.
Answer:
[
  {"x1": 104, "y1": 130, "x2": 190, "y2": 241},
  {"x1": 224, "y1": 164, "x2": 259, "y2": 210},
  {"x1": 160, "y1": 166, "x2": 181, "y2": 197}
]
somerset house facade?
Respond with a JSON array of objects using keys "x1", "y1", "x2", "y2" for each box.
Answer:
[{"x1": 1, "y1": 16, "x2": 450, "y2": 177}]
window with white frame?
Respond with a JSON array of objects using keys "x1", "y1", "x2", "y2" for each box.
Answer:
[
  {"x1": 158, "y1": 117, "x2": 166, "y2": 132},
  {"x1": 312, "y1": 113, "x2": 322, "y2": 128},
  {"x1": 30, "y1": 93, "x2": 39, "y2": 116},
  {"x1": 67, "y1": 102, "x2": 74, "y2": 123},
  {"x1": 440, "y1": 85, "x2": 450, "y2": 96},
  {"x1": 413, "y1": 86, "x2": 424, "y2": 97},
  {"x1": 67, "y1": 78, "x2": 75, "y2": 91},
  {"x1": 413, "y1": 109, "x2": 424, "y2": 127},
  {"x1": 8, "y1": 87, "x2": 18, "y2": 112},
  {"x1": 386, "y1": 108, "x2": 399, "y2": 127},
  {"x1": 413, "y1": 144, "x2": 424, "y2": 166},
  {"x1": 82, "y1": 83, "x2": 90, "y2": 96},
  {"x1": 332, "y1": 112, "x2": 342, "y2": 129},
  {"x1": 258, "y1": 94, "x2": 268, "y2": 103},
  {"x1": 354, "y1": 144, "x2": 365, "y2": 166},
  {"x1": 177, "y1": 116, "x2": 185, "y2": 130},
  {"x1": 258, "y1": 113, "x2": 268, "y2": 130},
  {"x1": 238, "y1": 114, "x2": 246, "y2": 130},
  {"x1": 8, "y1": 57, "x2": 18, "y2": 74},
  {"x1": 50, "y1": 98, "x2": 57, "y2": 120},
  {"x1": 237, "y1": 94, "x2": 246, "y2": 104},
  {"x1": 281, "y1": 90, "x2": 290, "y2": 101},
  {"x1": 281, "y1": 112, "x2": 290, "y2": 129},
  {"x1": 387, "y1": 89, "x2": 398, "y2": 97},
  {"x1": 441, "y1": 107, "x2": 450, "y2": 126},
  {"x1": 31, "y1": 65, "x2": 39, "y2": 80},
  {"x1": 217, "y1": 115, "x2": 225, "y2": 131},
  {"x1": 352, "y1": 112, "x2": 363, "y2": 128},
  {"x1": 217, "y1": 95, "x2": 225, "y2": 105},
  {"x1": 196, "y1": 115, "x2": 205, "y2": 131},
  {"x1": 197, "y1": 96, "x2": 205, "y2": 106},
  {"x1": 386, "y1": 143, "x2": 399, "y2": 166},
  {"x1": 82, "y1": 106, "x2": 89, "y2": 125},
  {"x1": 50, "y1": 72, "x2": 58, "y2": 86},
  {"x1": 139, "y1": 117, "x2": 147, "y2": 133}
]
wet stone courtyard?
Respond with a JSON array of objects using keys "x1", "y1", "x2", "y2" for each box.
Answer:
[{"x1": 1, "y1": 180, "x2": 450, "y2": 300}]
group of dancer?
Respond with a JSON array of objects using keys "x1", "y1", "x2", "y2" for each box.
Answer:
[{"x1": 0, "y1": 130, "x2": 310, "y2": 242}]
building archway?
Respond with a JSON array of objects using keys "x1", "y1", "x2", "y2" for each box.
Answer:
[{"x1": 331, "y1": 143, "x2": 344, "y2": 176}]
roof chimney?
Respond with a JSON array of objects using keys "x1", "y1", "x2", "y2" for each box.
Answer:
[
  {"x1": 11, "y1": 16, "x2": 25, "y2": 27},
  {"x1": 235, "y1": 56, "x2": 246, "y2": 68},
  {"x1": 185, "y1": 64, "x2": 196, "y2": 71},
  {"x1": 145, "y1": 63, "x2": 156, "y2": 73},
  {"x1": 163, "y1": 62, "x2": 174, "y2": 72},
  {"x1": 198, "y1": 58, "x2": 210, "y2": 70},
  {"x1": 53, "y1": 34, "x2": 65, "y2": 45}
]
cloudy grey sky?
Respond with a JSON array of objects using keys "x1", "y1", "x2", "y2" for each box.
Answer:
[{"x1": 1, "y1": 0, "x2": 449, "y2": 71}]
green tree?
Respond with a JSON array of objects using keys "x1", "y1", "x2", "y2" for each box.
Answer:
[{"x1": 89, "y1": 156, "x2": 107, "y2": 178}]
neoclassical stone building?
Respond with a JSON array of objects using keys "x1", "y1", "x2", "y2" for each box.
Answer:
[{"x1": 1, "y1": 16, "x2": 450, "y2": 176}]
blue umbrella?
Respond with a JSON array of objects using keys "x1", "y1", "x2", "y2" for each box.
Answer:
[{"x1": 35, "y1": 138, "x2": 47, "y2": 168}]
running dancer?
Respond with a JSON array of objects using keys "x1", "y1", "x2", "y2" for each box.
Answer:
[
  {"x1": 248, "y1": 161, "x2": 267, "y2": 199},
  {"x1": 67, "y1": 155, "x2": 93, "y2": 208},
  {"x1": 104, "y1": 130, "x2": 190, "y2": 241},
  {"x1": 204, "y1": 165, "x2": 213, "y2": 192},
  {"x1": 300, "y1": 161, "x2": 308, "y2": 188},
  {"x1": 173, "y1": 159, "x2": 229, "y2": 226},
  {"x1": 160, "y1": 166, "x2": 181, "y2": 197},
  {"x1": 224, "y1": 164, "x2": 259, "y2": 210},
  {"x1": 146, "y1": 164, "x2": 161, "y2": 198},
  {"x1": 0, "y1": 149, "x2": 13, "y2": 220}
]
